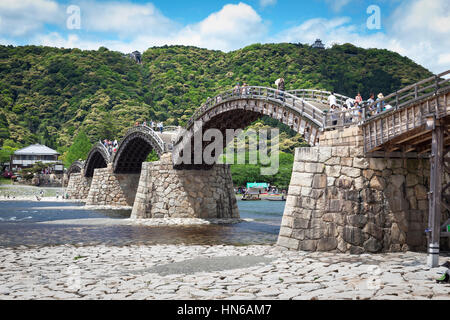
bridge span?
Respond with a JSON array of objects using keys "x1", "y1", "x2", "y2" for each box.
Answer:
[{"x1": 66, "y1": 71, "x2": 450, "y2": 266}]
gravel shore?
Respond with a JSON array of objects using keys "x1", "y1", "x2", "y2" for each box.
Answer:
[{"x1": 0, "y1": 244, "x2": 449, "y2": 300}]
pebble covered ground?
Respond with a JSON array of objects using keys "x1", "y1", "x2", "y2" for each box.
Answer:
[{"x1": 0, "y1": 244, "x2": 449, "y2": 300}]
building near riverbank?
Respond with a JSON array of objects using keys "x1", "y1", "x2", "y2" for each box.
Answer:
[{"x1": 10, "y1": 144, "x2": 63, "y2": 172}]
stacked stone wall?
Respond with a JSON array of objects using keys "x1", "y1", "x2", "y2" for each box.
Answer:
[
  {"x1": 278, "y1": 126, "x2": 432, "y2": 253},
  {"x1": 86, "y1": 166, "x2": 140, "y2": 206},
  {"x1": 66, "y1": 172, "x2": 92, "y2": 200},
  {"x1": 131, "y1": 154, "x2": 239, "y2": 219}
]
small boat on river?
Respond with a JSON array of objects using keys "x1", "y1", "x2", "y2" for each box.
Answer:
[{"x1": 241, "y1": 187, "x2": 263, "y2": 201}]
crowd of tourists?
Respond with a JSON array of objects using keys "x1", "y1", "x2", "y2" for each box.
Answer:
[
  {"x1": 327, "y1": 91, "x2": 393, "y2": 126},
  {"x1": 222, "y1": 79, "x2": 393, "y2": 127},
  {"x1": 102, "y1": 139, "x2": 118, "y2": 154},
  {"x1": 135, "y1": 120, "x2": 164, "y2": 133}
]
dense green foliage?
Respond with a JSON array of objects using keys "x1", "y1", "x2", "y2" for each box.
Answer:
[
  {"x1": 62, "y1": 130, "x2": 92, "y2": 167},
  {"x1": 0, "y1": 42, "x2": 433, "y2": 184},
  {"x1": 0, "y1": 43, "x2": 432, "y2": 152},
  {"x1": 228, "y1": 152, "x2": 294, "y2": 189},
  {"x1": 20, "y1": 161, "x2": 53, "y2": 180}
]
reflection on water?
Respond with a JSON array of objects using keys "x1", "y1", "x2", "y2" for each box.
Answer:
[{"x1": 0, "y1": 200, "x2": 285, "y2": 247}]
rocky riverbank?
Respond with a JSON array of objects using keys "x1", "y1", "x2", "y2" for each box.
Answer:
[
  {"x1": 0, "y1": 185, "x2": 67, "y2": 201},
  {"x1": 0, "y1": 244, "x2": 448, "y2": 300}
]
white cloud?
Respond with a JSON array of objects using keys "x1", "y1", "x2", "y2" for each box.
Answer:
[
  {"x1": 32, "y1": 2, "x2": 267, "y2": 53},
  {"x1": 173, "y1": 3, "x2": 267, "y2": 51},
  {"x1": 0, "y1": 0, "x2": 63, "y2": 36},
  {"x1": 273, "y1": 0, "x2": 450, "y2": 73},
  {"x1": 1, "y1": 0, "x2": 447, "y2": 74},
  {"x1": 260, "y1": 0, "x2": 277, "y2": 8},
  {"x1": 76, "y1": 1, "x2": 177, "y2": 36},
  {"x1": 324, "y1": 0, "x2": 351, "y2": 12}
]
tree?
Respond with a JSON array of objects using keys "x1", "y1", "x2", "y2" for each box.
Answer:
[
  {"x1": 0, "y1": 147, "x2": 15, "y2": 164},
  {"x1": 63, "y1": 130, "x2": 92, "y2": 167},
  {"x1": 0, "y1": 113, "x2": 9, "y2": 146}
]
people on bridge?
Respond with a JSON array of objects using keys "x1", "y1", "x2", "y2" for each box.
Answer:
[
  {"x1": 233, "y1": 83, "x2": 241, "y2": 96},
  {"x1": 329, "y1": 104, "x2": 338, "y2": 126},
  {"x1": 345, "y1": 97, "x2": 355, "y2": 109},
  {"x1": 242, "y1": 83, "x2": 249, "y2": 96},
  {"x1": 157, "y1": 122, "x2": 164, "y2": 133},
  {"x1": 327, "y1": 92, "x2": 337, "y2": 109},
  {"x1": 275, "y1": 78, "x2": 285, "y2": 101},
  {"x1": 376, "y1": 93, "x2": 385, "y2": 114},
  {"x1": 355, "y1": 92, "x2": 363, "y2": 106}
]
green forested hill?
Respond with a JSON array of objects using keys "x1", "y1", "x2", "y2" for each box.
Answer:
[{"x1": 0, "y1": 42, "x2": 433, "y2": 156}]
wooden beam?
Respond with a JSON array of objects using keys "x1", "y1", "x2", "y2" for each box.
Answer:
[
  {"x1": 427, "y1": 122, "x2": 443, "y2": 267},
  {"x1": 414, "y1": 135, "x2": 450, "y2": 154}
]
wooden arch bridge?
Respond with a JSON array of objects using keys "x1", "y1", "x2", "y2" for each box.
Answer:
[{"x1": 68, "y1": 70, "x2": 450, "y2": 266}]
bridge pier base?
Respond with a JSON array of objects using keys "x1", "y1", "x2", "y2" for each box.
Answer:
[
  {"x1": 85, "y1": 164, "x2": 140, "y2": 207},
  {"x1": 278, "y1": 128, "x2": 431, "y2": 253},
  {"x1": 66, "y1": 171, "x2": 92, "y2": 200},
  {"x1": 131, "y1": 154, "x2": 239, "y2": 219}
]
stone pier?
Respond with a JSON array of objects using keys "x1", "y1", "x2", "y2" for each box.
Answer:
[
  {"x1": 86, "y1": 164, "x2": 140, "y2": 207},
  {"x1": 277, "y1": 127, "x2": 431, "y2": 253},
  {"x1": 66, "y1": 171, "x2": 92, "y2": 200},
  {"x1": 131, "y1": 154, "x2": 239, "y2": 219}
]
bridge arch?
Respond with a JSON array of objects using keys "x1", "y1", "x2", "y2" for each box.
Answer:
[
  {"x1": 112, "y1": 126, "x2": 165, "y2": 174},
  {"x1": 67, "y1": 160, "x2": 84, "y2": 177},
  {"x1": 172, "y1": 86, "x2": 329, "y2": 168},
  {"x1": 84, "y1": 142, "x2": 111, "y2": 177}
]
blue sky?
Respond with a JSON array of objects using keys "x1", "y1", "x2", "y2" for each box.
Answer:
[{"x1": 0, "y1": 0, "x2": 449, "y2": 73}]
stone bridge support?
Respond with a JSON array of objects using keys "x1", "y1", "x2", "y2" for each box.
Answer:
[
  {"x1": 131, "y1": 154, "x2": 239, "y2": 219},
  {"x1": 66, "y1": 171, "x2": 92, "y2": 200},
  {"x1": 86, "y1": 164, "x2": 140, "y2": 207},
  {"x1": 278, "y1": 127, "x2": 431, "y2": 253}
]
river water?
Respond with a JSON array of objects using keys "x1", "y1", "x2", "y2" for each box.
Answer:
[{"x1": 0, "y1": 200, "x2": 285, "y2": 248}]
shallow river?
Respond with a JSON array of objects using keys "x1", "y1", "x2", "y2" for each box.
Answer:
[{"x1": 0, "y1": 200, "x2": 285, "y2": 247}]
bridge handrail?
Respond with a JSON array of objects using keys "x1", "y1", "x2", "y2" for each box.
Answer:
[
  {"x1": 95, "y1": 141, "x2": 112, "y2": 160},
  {"x1": 287, "y1": 89, "x2": 352, "y2": 108},
  {"x1": 362, "y1": 69, "x2": 450, "y2": 123},
  {"x1": 67, "y1": 160, "x2": 85, "y2": 176},
  {"x1": 184, "y1": 86, "x2": 327, "y2": 132},
  {"x1": 162, "y1": 126, "x2": 181, "y2": 132},
  {"x1": 121, "y1": 125, "x2": 166, "y2": 153}
]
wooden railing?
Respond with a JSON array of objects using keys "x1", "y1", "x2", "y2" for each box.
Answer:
[
  {"x1": 361, "y1": 70, "x2": 450, "y2": 153},
  {"x1": 162, "y1": 126, "x2": 181, "y2": 133},
  {"x1": 184, "y1": 86, "x2": 326, "y2": 131},
  {"x1": 363, "y1": 70, "x2": 450, "y2": 122},
  {"x1": 288, "y1": 89, "x2": 351, "y2": 109},
  {"x1": 95, "y1": 141, "x2": 113, "y2": 161},
  {"x1": 120, "y1": 125, "x2": 166, "y2": 154}
]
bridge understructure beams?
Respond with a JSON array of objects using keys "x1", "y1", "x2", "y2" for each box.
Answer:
[
  {"x1": 131, "y1": 154, "x2": 238, "y2": 219},
  {"x1": 278, "y1": 127, "x2": 434, "y2": 253},
  {"x1": 85, "y1": 164, "x2": 140, "y2": 207}
]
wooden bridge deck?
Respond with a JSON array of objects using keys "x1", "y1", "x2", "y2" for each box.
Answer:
[
  {"x1": 362, "y1": 89, "x2": 450, "y2": 154},
  {"x1": 361, "y1": 71, "x2": 450, "y2": 154}
]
